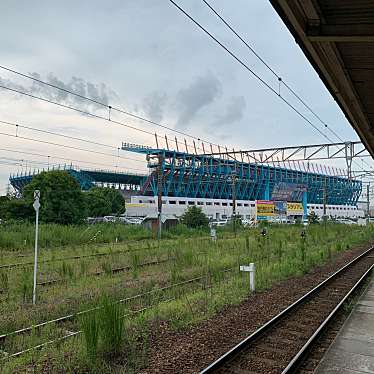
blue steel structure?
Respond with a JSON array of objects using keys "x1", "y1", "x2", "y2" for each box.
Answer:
[
  {"x1": 122, "y1": 144, "x2": 362, "y2": 206},
  {"x1": 9, "y1": 165, "x2": 147, "y2": 194},
  {"x1": 8, "y1": 147, "x2": 363, "y2": 206}
]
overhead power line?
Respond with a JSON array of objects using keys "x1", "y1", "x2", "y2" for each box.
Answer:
[
  {"x1": 201, "y1": 0, "x2": 374, "y2": 175},
  {"x1": 168, "y1": 0, "x2": 373, "y2": 178},
  {"x1": 0, "y1": 84, "x2": 212, "y2": 154},
  {"x1": 201, "y1": 0, "x2": 345, "y2": 143},
  {"x1": 0, "y1": 148, "x2": 142, "y2": 171},
  {"x1": 0, "y1": 64, "x2": 226, "y2": 149},
  {"x1": 167, "y1": 0, "x2": 334, "y2": 144},
  {"x1": 0, "y1": 130, "x2": 149, "y2": 168},
  {"x1": 202, "y1": 0, "x2": 372, "y2": 175},
  {"x1": 0, "y1": 119, "x2": 144, "y2": 163}
]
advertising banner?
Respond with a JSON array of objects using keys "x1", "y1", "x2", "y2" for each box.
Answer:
[
  {"x1": 271, "y1": 182, "x2": 307, "y2": 202},
  {"x1": 274, "y1": 201, "x2": 287, "y2": 216},
  {"x1": 287, "y1": 202, "x2": 304, "y2": 216},
  {"x1": 256, "y1": 200, "x2": 275, "y2": 220}
]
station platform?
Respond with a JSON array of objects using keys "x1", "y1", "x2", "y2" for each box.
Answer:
[{"x1": 315, "y1": 279, "x2": 374, "y2": 373}]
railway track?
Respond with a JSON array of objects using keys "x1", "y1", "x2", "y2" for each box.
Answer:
[
  {"x1": 201, "y1": 246, "x2": 374, "y2": 374},
  {"x1": 0, "y1": 235, "x2": 223, "y2": 270},
  {"x1": 0, "y1": 267, "x2": 235, "y2": 359},
  {"x1": 36, "y1": 258, "x2": 170, "y2": 287}
]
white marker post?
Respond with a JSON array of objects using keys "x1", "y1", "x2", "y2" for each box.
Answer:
[
  {"x1": 240, "y1": 263, "x2": 256, "y2": 292},
  {"x1": 32, "y1": 190, "x2": 40, "y2": 305},
  {"x1": 210, "y1": 227, "x2": 217, "y2": 242}
]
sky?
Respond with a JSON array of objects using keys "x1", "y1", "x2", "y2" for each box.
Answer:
[{"x1": 0, "y1": 0, "x2": 372, "y2": 195}]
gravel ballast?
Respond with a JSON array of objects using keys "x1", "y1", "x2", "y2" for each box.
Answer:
[{"x1": 139, "y1": 244, "x2": 372, "y2": 374}]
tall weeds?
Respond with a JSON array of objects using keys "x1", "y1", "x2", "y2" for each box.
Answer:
[
  {"x1": 80, "y1": 311, "x2": 99, "y2": 361},
  {"x1": 99, "y1": 296, "x2": 125, "y2": 356}
]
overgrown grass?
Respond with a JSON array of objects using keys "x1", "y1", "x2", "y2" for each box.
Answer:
[{"x1": 0, "y1": 223, "x2": 373, "y2": 373}]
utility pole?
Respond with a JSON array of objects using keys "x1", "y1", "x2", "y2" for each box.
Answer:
[
  {"x1": 323, "y1": 178, "x2": 327, "y2": 232},
  {"x1": 157, "y1": 154, "x2": 163, "y2": 240},
  {"x1": 367, "y1": 183, "x2": 370, "y2": 224},
  {"x1": 232, "y1": 173, "x2": 237, "y2": 237},
  {"x1": 32, "y1": 190, "x2": 40, "y2": 305}
]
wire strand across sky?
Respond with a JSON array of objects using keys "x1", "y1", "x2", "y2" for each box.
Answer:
[{"x1": 0, "y1": 65, "x2": 226, "y2": 150}]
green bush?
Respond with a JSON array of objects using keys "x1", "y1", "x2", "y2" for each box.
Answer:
[{"x1": 180, "y1": 206, "x2": 209, "y2": 229}]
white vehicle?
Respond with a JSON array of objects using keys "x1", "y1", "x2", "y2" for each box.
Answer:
[
  {"x1": 211, "y1": 219, "x2": 229, "y2": 227},
  {"x1": 119, "y1": 216, "x2": 143, "y2": 225},
  {"x1": 336, "y1": 218, "x2": 357, "y2": 225},
  {"x1": 103, "y1": 216, "x2": 117, "y2": 223}
]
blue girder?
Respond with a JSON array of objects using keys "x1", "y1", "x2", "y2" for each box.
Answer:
[{"x1": 121, "y1": 145, "x2": 362, "y2": 205}]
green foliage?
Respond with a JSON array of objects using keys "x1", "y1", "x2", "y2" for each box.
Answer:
[
  {"x1": 17, "y1": 268, "x2": 33, "y2": 303},
  {"x1": 79, "y1": 311, "x2": 99, "y2": 361},
  {"x1": 180, "y1": 206, "x2": 209, "y2": 229},
  {"x1": 2, "y1": 223, "x2": 374, "y2": 373},
  {"x1": 58, "y1": 262, "x2": 75, "y2": 281},
  {"x1": 100, "y1": 260, "x2": 112, "y2": 275},
  {"x1": 0, "y1": 269, "x2": 9, "y2": 294},
  {"x1": 0, "y1": 197, "x2": 34, "y2": 221},
  {"x1": 85, "y1": 187, "x2": 125, "y2": 217},
  {"x1": 23, "y1": 171, "x2": 86, "y2": 224},
  {"x1": 99, "y1": 296, "x2": 124, "y2": 356},
  {"x1": 308, "y1": 211, "x2": 319, "y2": 224},
  {"x1": 0, "y1": 222, "x2": 151, "y2": 251}
]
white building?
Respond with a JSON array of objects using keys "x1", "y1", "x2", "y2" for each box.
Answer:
[{"x1": 126, "y1": 195, "x2": 363, "y2": 220}]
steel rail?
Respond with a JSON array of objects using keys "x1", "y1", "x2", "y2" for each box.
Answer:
[
  {"x1": 0, "y1": 235, "x2": 224, "y2": 270},
  {"x1": 36, "y1": 258, "x2": 171, "y2": 287},
  {"x1": 1, "y1": 301, "x2": 175, "y2": 360},
  {"x1": 200, "y1": 246, "x2": 374, "y2": 373},
  {"x1": 0, "y1": 267, "x2": 234, "y2": 342},
  {"x1": 0, "y1": 266, "x2": 237, "y2": 360},
  {"x1": 282, "y1": 263, "x2": 374, "y2": 373}
]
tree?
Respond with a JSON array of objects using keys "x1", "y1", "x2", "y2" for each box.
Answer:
[
  {"x1": 23, "y1": 171, "x2": 86, "y2": 224},
  {"x1": 308, "y1": 210, "x2": 319, "y2": 225},
  {"x1": 84, "y1": 187, "x2": 125, "y2": 217},
  {"x1": 180, "y1": 206, "x2": 209, "y2": 229},
  {"x1": 0, "y1": 195, "x2": 34, "y2": 221}
]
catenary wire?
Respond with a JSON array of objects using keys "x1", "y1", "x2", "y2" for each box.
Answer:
[
  {"x1": 167, "y1": 0, "x2": 334, "y2": 144},
  {"x1": 201, "y1": 0, "x2": 345, "y2": 142},
  {"x1": 201, "y1": 0, "x2": 373, "y2": 174},
  {"x1": 0, "y1": 150, "x2": 142, "y2": 171},
  {"x1": 0, "y1": 119, "x2": 144, "y2": 163},
  {"x1": 0, "y1": 84, "x2": 213, "y2": 154},
  {"x1": 168, "y1": 0, "x2": 374, "y2": 179},
  {"x1": 0, "y1": 130, "x2": 148, "y2": 166},
  {"x1": 0, "y1": 64, "x2": 226, "y2": 149}
]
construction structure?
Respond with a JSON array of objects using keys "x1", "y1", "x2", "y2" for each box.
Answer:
[
  {"x1": 8, "y1": 140, "x2": 366, "y2": 221},
  {"x1": 270, "y1": 0, "x2": 374, "y2": 157},
  {"x1": 121, "y1": 142, "x2": 364, "y2": 220},
  {"x1": 9, "y1": 165, "x2": 145, "y2": 199}
]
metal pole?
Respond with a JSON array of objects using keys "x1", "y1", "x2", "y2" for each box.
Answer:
[
  {"x1": 367, "y1": 183, "x2": 370, "y2": 224},
  {"x1": 157, "y1": 155, "x2": 163, "y2": 240},
  {"x1": 32, "y1": 190, "x2": 40, "y2": 305},
  {"x1": 232, "y1": 174, "x2": 237, "y2": 237},
  {"x1": 323, "y1": 178, "x2": 327, "y2": 232}
]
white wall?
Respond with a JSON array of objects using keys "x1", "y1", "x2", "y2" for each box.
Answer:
[{"x1": 126, "y1": 196, "x2": 364, "y2": 219}]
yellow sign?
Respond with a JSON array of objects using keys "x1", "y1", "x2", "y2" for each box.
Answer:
[
  {"x1": 287, "y1": 202, "x2": 304, "y2": 215},
  {"x1": 126, "y1": 203, "x2": 146, "y2": 207},
  {"x1": 256, "y1": 200, "x2": 275, "y2": 217}
]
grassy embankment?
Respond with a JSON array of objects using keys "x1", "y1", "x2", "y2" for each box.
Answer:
[{"x1": 0, "y1": 222, "x2": 373, "y2": 373}]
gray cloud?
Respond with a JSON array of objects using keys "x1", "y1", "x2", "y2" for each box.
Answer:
[
  {"x1": 213, "y1": 96, "x2": 246, "y2": 127},
  {"x1": 0, "y1": 72, "x2": 119, "y2": 111},
  {"x1": 174, "y1": 72, "x2": 221, "y2": 128},
  {"x1": 142, "y1": 91, "x2": 167, "y2": 122}
]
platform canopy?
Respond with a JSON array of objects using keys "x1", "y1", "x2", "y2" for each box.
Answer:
[{"x1": 270, "y1": 0, "x2": 374, "y2": 157}]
